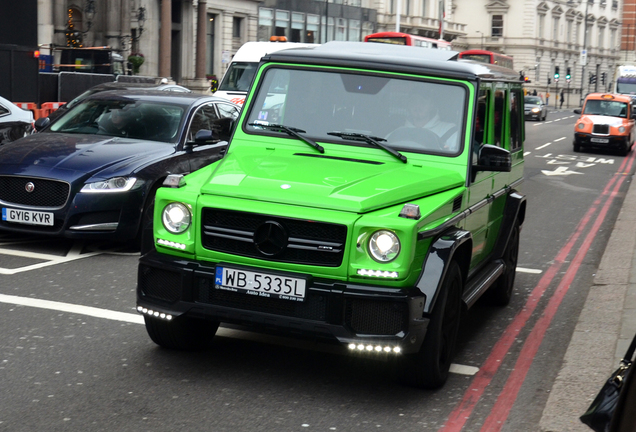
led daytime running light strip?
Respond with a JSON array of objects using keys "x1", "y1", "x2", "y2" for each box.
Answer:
[
  {"x1": 357, "y1": 269, "x2": 399, "y2": 278},
  {"x1": 137, "y1": 306, "x2": 173, "y2": 321},
  {"x1": 157, "y1": 238, "x2": 187, "y2": 250},
  {"x1": 348, "y1": 343, "x2": 401, "y2": 354}
]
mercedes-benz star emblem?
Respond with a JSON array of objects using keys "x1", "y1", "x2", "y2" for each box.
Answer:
[
  {"x1": 253, "y1": 221, "x2": 288, "y2": 256},
  {"x1": 25, "y1": 182, "x2": 35, "y2": 193}
]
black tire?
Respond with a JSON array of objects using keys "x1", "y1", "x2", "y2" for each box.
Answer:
[
  {"x1": 397, "y1": 261, "x2": 463, "y2": 389},
  {"x1": 144, "y1": 315, "x2": 219, "y2": 351},
  {"x1": 490, "y1": 221, "x2": 520, "y2": 306},
  {"x1": 621, "y1": 141, "x2": 630, "y2": 157}
]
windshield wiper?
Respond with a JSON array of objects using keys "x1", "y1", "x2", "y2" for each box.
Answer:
[
  {"x1": 249, "y1": 123, "x2": 324, "y2": 153},
  {"x1": 327, "y1": 131, "x2": 407, "y2": 163}
]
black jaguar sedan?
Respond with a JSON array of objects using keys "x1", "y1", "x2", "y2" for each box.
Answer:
[{"x1": 0, "y1": 90, "x2": 240, "y2": 243}]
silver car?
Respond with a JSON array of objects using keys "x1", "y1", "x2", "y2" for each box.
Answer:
[{"x1": 524, "y1": 95, "x2": 548, "y2": 121}]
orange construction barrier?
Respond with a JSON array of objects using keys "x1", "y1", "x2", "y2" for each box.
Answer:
[
  {"x1": 39, "y1": 102, "x2": 67, "y2": 119},
  {"x1": 13, "y1": 102, "x2": 41, "y2": 120}
]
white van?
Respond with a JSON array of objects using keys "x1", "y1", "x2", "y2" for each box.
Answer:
[{"x1": 215, "y1": 40, "x2": 317, "y2": 106}]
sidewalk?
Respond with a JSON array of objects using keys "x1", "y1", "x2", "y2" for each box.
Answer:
[{"x1": 540, "y1": 174, "x2": 636, "y2": 430}]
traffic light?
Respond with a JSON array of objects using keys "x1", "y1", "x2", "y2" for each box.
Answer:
[
  {"x1": 524, "y1": 76, "x2": 531, "y2": 83},
  {"x1": 554, "y1": 65, "x2": 560, "y2": 82},
  {"x1": 601, "y1": 72, "x2": 606, "y2": 85},
  {"x1": 548, "y1": 77, "x2": 552, "y2": 85},
  {"x1": 566, "y1": 67, "x2": 571, "y2": 82},
  {"x1": 589, "y1": 73, "x2": 597, "y2": 84}
]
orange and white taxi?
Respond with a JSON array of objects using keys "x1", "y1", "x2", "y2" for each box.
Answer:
[{"x1": 573, "y1": 93, "x2": 635, "y2": 155}]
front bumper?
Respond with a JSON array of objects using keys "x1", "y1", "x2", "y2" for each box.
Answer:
[
  {"x1": 0, "y1": 187, "x2": 144, "y2": 241},
  {"x1": 574, "y1": 132, "x2": 629, "y2": 150},
  {"x1": 137, "y1": 251, "x2": 430, "y2": 354}
]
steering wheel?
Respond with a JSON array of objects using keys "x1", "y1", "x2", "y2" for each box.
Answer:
[{"x1": 386, "y1": 127, "x2": 442, "y2": 151}]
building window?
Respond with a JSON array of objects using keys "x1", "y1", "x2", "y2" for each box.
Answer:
[
  {"x1": 233, "y1": 17, "x2": 242, "y2": 39},
  {"x1": 405, "y1": 0, "x2": 410, "y2": 16},
  {"x1": 258, "y1": 8, "x2": 273, "y2": 41},
  {"x1": 291, "y1": 12, "x2": 304, "y2": 42},
  {"x1": 491, "y1": 15, "x2": 503, "y2": 37},
  {"x1": 362, "y1": 21, "x2": 374, "y2": 39},
  {"x1": 598, "y1": 27, "x2": 605, "y2": 49},
  {"x1": 567, "y1": 20, "x2": 572, "y2": 44},
  {"x1": 336, "y1": 18, "x2": 346, "y2": 41},
  {"x1": 349, "y1": 19, "x2": 360, "y2": 41},
  {"x1": 321, "y1": 16, "x2": 334, "y2": 43},
  {"x1": 538, "y1": 14, "x2": 545, "y2": 39},
  {"x1": 576, "y1": 21, "x2": 582, "y2": 46},
  {"x1": 275, "y1": 10, "x2": 290, "y2": 37},
  {"x1": 307, "y1": 14, "x2": 319, "y2": 44},
  {"x1": 552, "y1": 17, "x2": 559, "y2": 42},
  {"x1": 422, "y1": 0, "x2": 427, "y2": 16}
]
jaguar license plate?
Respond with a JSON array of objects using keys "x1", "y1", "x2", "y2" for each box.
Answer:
[
  {"x1": 590, "y1": 138, "x2": 609, "y2": 143},
  {"x1": 214, "y1": 266, "x2": 306, "y2": 301},
  {"x1": 2, "y1": 208, "x2": 54, "y2": 226}
]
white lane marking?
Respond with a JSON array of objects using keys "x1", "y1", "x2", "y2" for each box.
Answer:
[
  {"x1": 524, "y1": 151, "x2": 531, "y2": 156},
  {"x1": 516, "y1": 267, "x2": 543, "y2": 274},
  {"x1": 0, "y1": 247, "x2": 102, "y2": 275},
  {"x1": 554, "y1": 137, "x2": 566, "y2": 142},
  {"x1": 536, "y1": 142, "x2": 552, "y2": 150},
  {"x1": 0, "y1": 293, "x2": 144, "y2": 324},
  {"x1": 449, "y1": 364, "x2": 480, "y2": 376},
  {"x1": 0, "y1": 292, "x2": 481, "y2": 375}
]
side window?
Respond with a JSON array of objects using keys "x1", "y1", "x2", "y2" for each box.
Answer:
[
  {"x1": 0, "y1": 103, "x2": 9, "y2": 116},
  {"x1": 216, "y1": 103, "x2": 240, "y2": 121},
  {"x1": 509, "y1": 90, "x2": 522, "y2": 151},
  {"x1": 187, "y1": 104, "x2": 219, "y2": 141},
  {"x1": 475, "y1": 89, "x2": 490, "y2": 146},
  {"x1": 494, "y1": 89, "x2": 506, "y2": 147}
]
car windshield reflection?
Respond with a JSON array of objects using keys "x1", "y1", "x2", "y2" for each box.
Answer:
[
  {"x1": 244, "y1": 67, "x2": 466, "y2": 156},
  {"x1": 583, "y1": 100, "x2": 628, "y2": 118},
  {"x1": 49, "y1": 99, "x2": 185, "y2": 143}
]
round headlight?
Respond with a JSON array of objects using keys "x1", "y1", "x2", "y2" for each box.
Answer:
[
  {"x1": 531, "y1": 107, "x2": 540, "y2": 113},
  {"x1": 368, "y1": 230, "x2": 400, "y2": 262},
  {"x1": 619, "y1": 126, "x2": 626, "y2": 133},
  {"x1": 577, "y1": 123, "x2": 585, "y2": 130},
  {"x1": 162, "y1": 203, "x2": 191, "y2": 234}
]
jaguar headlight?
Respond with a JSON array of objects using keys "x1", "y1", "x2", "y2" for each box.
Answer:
[
  {"x1": 577, "y1": 123, "x2": 585, "y2": 130},
  {"x1": 162, "y1": 203, "x2": 191, "y2": 234},
  {"x1": 81, "y1": 177, "x2": 137, "y2": 193},
  {"x1": 368, "y1": 230, "x2": 400, "y2": 262},
  {"x1": 619, "y1": 126, "x2": 626, "y2": 133}
]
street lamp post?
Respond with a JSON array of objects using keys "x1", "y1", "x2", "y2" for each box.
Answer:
[
  {"x1": 580, "y1": 0, "x2": 591, "y2": 106},
  {"x1": 476, "y1": 30, "x2": 484, "y2": 50}
]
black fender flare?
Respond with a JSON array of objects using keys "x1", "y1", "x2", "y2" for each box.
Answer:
[
  {"x1": 415, "y1": 228, "x2": 472, "y2": 314},
  {"x1": 492, "y1": 190, "x2": 526, "y2": 260}
]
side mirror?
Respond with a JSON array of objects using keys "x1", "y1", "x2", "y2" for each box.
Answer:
[
  {"x1": 573, "y1": 108, "x2": 581, "y2": 114},
  {"x1": 185, "y1": 129, "x2": 220, "y2": 150},
  {"x1": 631, "y1": 113, "x2": 636, "y2": 120},
  {"x1": 475, "y1": 144, "x2": 511, "y2": 173},
  {"x1": 34, "y1": 117, "x2": 51, "y2": 131}
]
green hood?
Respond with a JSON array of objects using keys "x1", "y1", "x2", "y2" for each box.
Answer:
[{"x1": 200, "y1": 147, "x2": 464, "y2": 213}]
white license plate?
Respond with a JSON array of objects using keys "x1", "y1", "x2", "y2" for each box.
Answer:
[
  {"x1": 590, "y1": 138, "x2": 609, "y2": 143},
  {"x1": 2, "y1": 208, "x2": 54, "y2": 226},
  {"x1": 214, "y1": 266, "x2": 306, "y2": 301}
]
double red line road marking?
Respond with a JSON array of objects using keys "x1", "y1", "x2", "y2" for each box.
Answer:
[{"x1": 440, "y1": 150, "x2": 636, "y2": 432}]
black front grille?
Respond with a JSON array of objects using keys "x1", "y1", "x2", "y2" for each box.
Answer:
[
  {"x1": 195, "y1": 276, "x2": 327, "y2": 321},
  {"x1": 345, "y1": 299, "x2": 408, "y2": 335},
  {"x1": 138, "y1": 265, "x2": 182, "y2": 303},
  {"x1": 593, "y1": 124, "x2": 610, "y2": 135},
  {"x1": 0, "y1": 176, "x2": 70, "y2": 207},
  {"x1": 201, "y1": 208, "x2": 347, "y2": 267}
]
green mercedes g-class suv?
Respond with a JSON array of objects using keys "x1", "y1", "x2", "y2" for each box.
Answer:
[{"x1": 137, "y1": 42, "x2": 526, "y2": 389}]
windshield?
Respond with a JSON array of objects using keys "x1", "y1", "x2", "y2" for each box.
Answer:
[
  {"x1": 583, "y1": 99, "x2": 628, "y2": 117},
  {"x1": 524, "y1": 97, "x2": 542, "y2": 105},
  {"x1": 245, "y1": 67, "x2": 466, "y2": 156},
  {"x1": 617, "y1": 79, "x2": 636, "y2": 95},
  {"x1": 50, "y1": 99, "x2": 185, "y2": 143},
  {"x1": 218, "y1": 62, "x2": 259, "y2": 92}
]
